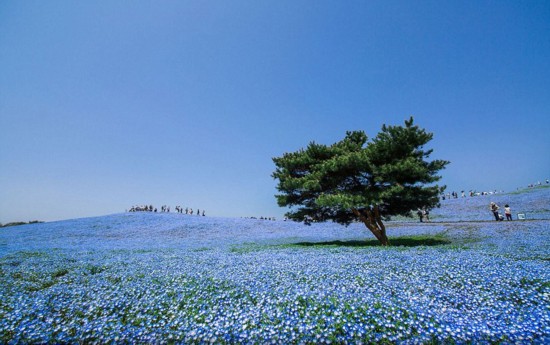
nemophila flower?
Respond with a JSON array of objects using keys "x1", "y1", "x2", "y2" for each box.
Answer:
[{"x1": 1, "y1": 195, "x2": 550, "y2": 344}]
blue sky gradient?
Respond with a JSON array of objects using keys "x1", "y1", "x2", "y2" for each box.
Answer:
[{"x1": 1, "y1": 1, "x2": 549, "y2": 222}]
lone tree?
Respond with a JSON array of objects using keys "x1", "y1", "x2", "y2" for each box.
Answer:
[{"x1": 272, "y1": 117, "x2": 449, "y2": 246}]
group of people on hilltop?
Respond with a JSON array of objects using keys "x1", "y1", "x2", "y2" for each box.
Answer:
[
  {"x1": 528, "y1": 180, "x2": 549, "y2": 188},
  {"x1": 174, "y1": 206, "x2": 205, "y2": 216},
  {"x1": 129, "y1": 205, "x2": 154, "y2": 212},
  {"x1": 128, "y1": 205, "x2": 206, "y2": 216},
  {"x1": 441, "y1": 190, "x2": 502, "y2": 200},
  {"x1": 244, "y1": 216, "x2": 277, "y2": 221},
  {"x1": 489, "y1": 202, "x2": 513, "y2": 221}
]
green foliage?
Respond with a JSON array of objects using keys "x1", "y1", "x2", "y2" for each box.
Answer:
[
  {"x1": 0, "y1": 220, "x2": 43, "y2": 228},
  {"x1": 291, "y1": 233, "x2": 452, "y2": 248},
  {"x1": 272, "y1": 117, "x2": 449, "y2": 225},
  {"x1": 0, "y1": 222, "x2": 27, "y2": 228}
]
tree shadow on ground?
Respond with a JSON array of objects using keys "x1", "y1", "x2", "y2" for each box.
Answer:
[{"x1": 294, "y1": 236, "x2": 451, "y2": 248}]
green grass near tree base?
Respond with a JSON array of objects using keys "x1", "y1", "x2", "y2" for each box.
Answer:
[{"x1": 293, "y1": 234, "x2": 452, "y2": 248}]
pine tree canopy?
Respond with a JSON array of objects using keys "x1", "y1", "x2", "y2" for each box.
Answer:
[{"x1": 272, "y1": 117, "x2": 449, "y2": 237}]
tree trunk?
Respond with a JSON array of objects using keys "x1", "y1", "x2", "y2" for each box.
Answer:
[{"x1": 352, "y1": 207, "x2": 390, "y2": 246}]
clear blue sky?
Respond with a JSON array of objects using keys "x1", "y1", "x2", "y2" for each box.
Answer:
[{"x1": 1, "y1": 1, "x2": 549, "y2": 223}]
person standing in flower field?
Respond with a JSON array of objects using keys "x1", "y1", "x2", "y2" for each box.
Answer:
[
  {"x1": 504, "y1": 204, "x2": 512, "y2": 221},
  {"x1": 417, "y1": 209, "x2": 424, "y2": 222},
  {"x1": 490, "y1": 202, "x2": 500, "y2": 221}
]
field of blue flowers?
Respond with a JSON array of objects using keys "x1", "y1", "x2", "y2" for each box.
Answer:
[
  {"x1": 1, "y1": 186, "x2": 549, "y2": 344},
  {"x1": 431, "y1": 186, "x2": 550, "y2": 222}
]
